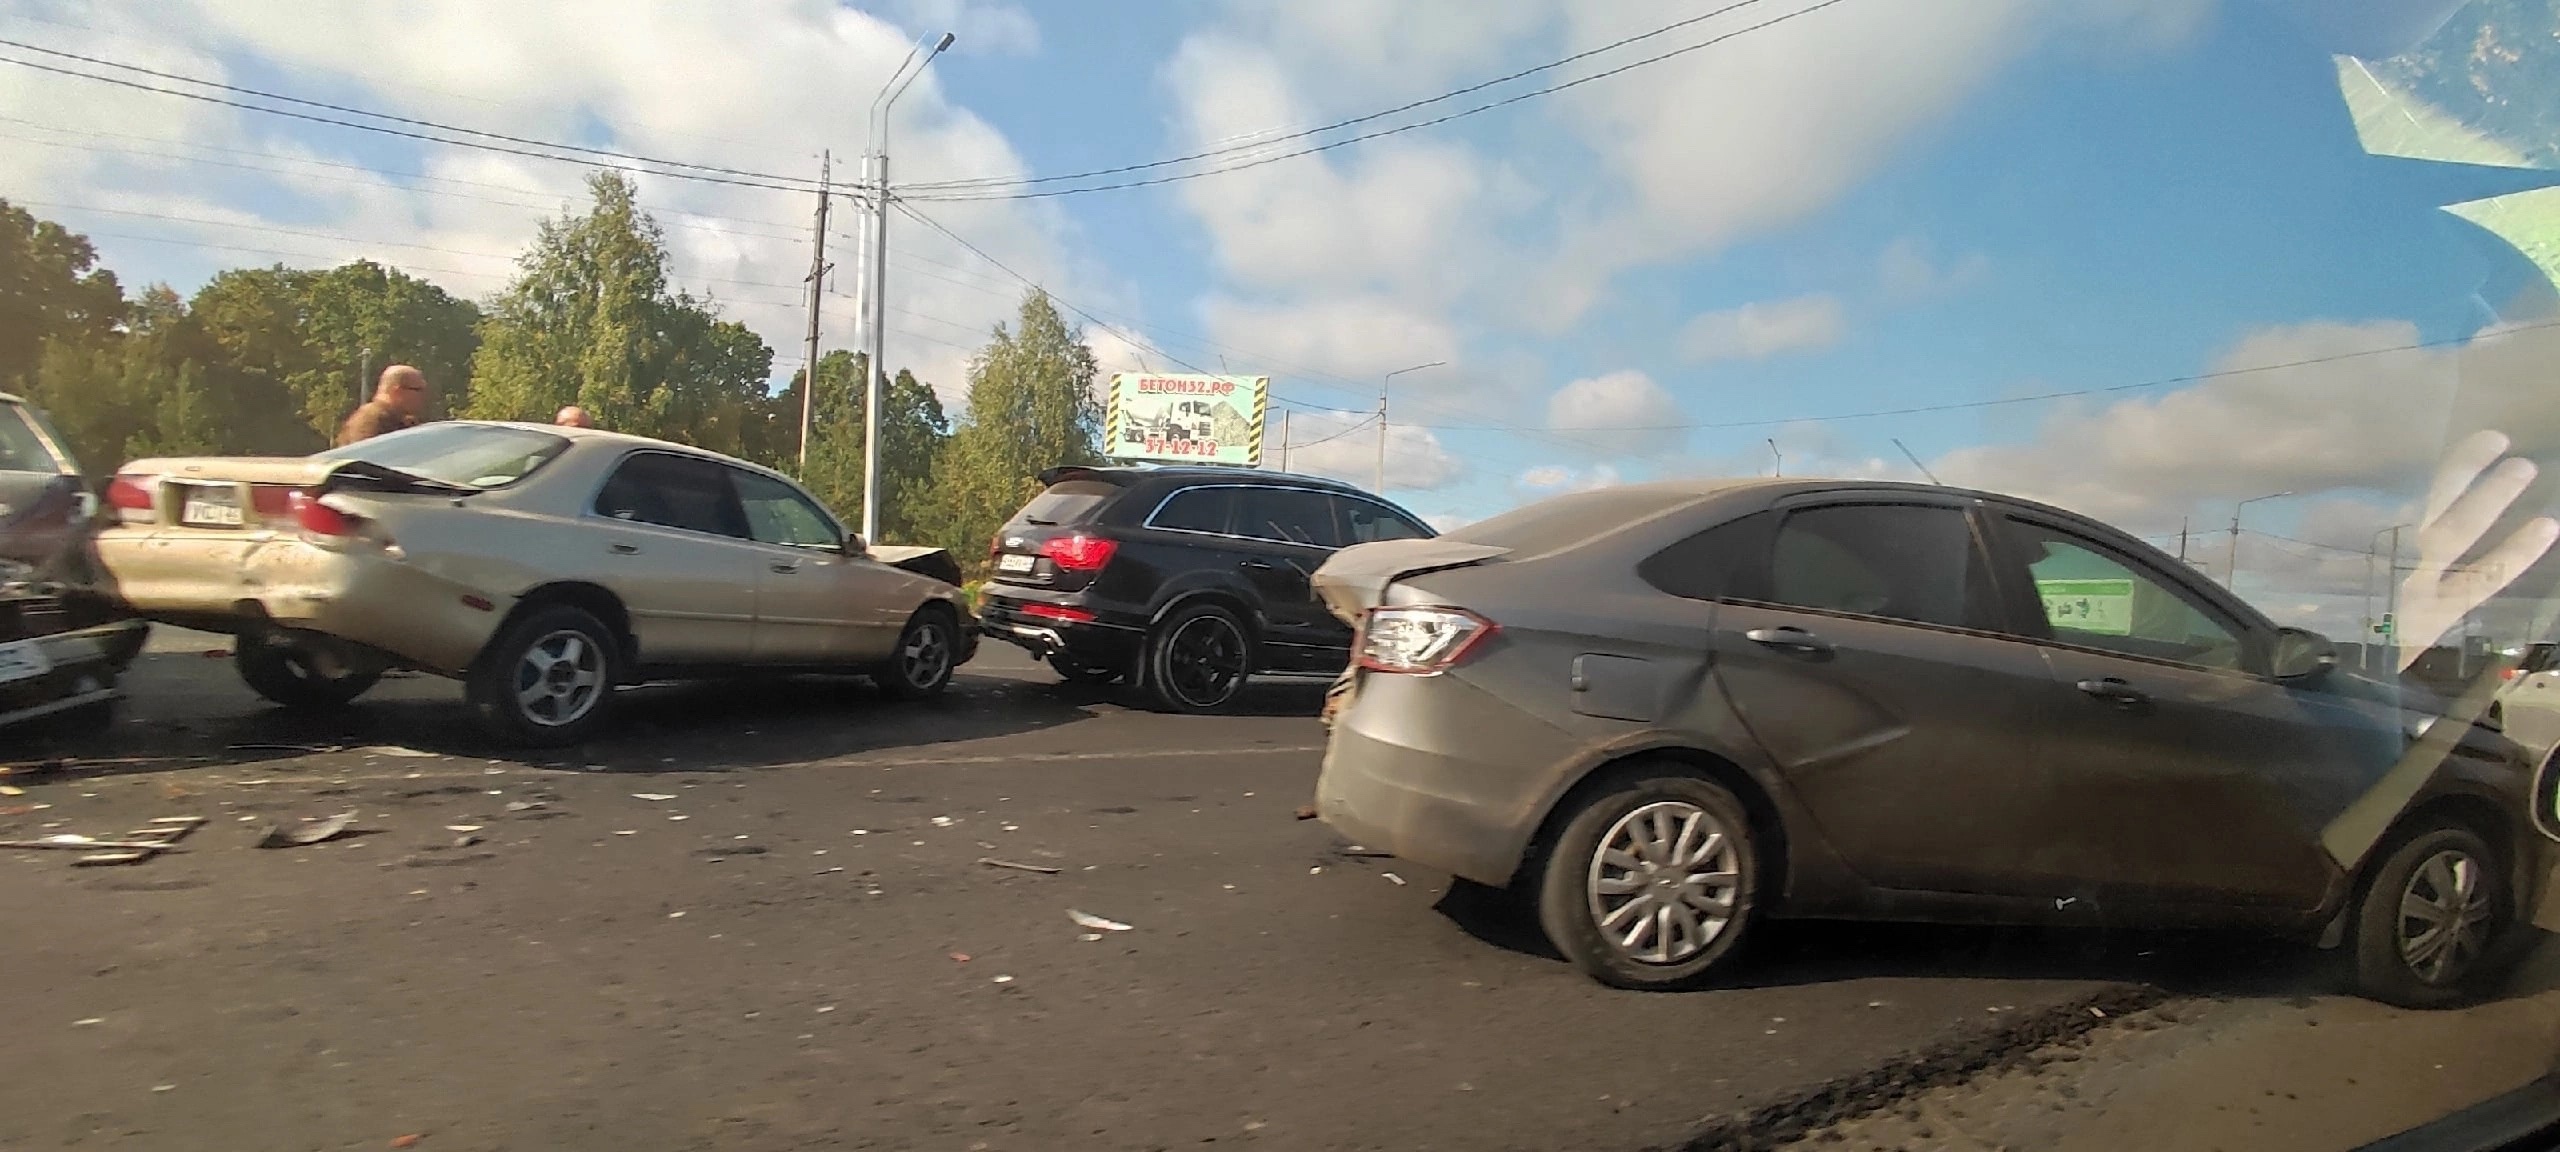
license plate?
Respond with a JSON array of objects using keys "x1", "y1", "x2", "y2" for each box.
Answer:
[
  {"x1": 0, "y1": 638, "x2": 51, "y2": 686},
  {"x1": 997, "y1": 553, "x2": 1035, "y2": 574},
  {"x1": 179, "y1": 486, "x2": 243, "y2": 527}
]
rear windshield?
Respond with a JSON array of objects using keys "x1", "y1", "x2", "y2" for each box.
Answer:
[
  {"x1": 1011, "y1": 479, "x2": 1121, "y2": 526},
  {"x1": 0, "y1": 403, "x2": 68, "y2": 475},
  {"x1": 313, "y1": 422, "x2": 570, "y2": 489},
  {"x1": 1446, "y1": 487, "x2": 1706, "y2": 557}
]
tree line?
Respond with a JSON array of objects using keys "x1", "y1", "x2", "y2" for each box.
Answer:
[{"x1": 0, "y1": 172, "x2": 1104, "y2": 568}]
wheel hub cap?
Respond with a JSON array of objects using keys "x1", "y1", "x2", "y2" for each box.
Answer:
[
  {"x1": 2397, "y1": 848, "x2": 2494, "y2": 986},
  {"x1": 1589, "y1": 800, "x2": 1742, "y2": 966},
  {"x1": 513, "y1": 630, "x2": 604, "y2": 728}
]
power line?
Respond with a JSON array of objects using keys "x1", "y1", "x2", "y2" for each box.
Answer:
[
  {"x1": 0, "y1": 52, "x2": 822, "y2": 196},
  {"x1": 903, "y1": 0, "x2": 1856, "y2": 203},
  {"x1": 0, "y1": 37, "x2": 831, "y2": 193},
  {"x1": 903, "y1": 0, "x2": 1785, "y2": 194}
]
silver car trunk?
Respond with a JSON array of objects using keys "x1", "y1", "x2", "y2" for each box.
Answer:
[{"x1": 1311, "y1": 539, "x2": 1510, "y2": 625}]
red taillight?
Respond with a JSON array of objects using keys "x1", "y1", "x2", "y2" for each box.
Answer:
[
  {"x1": 290, "y1": 491, "x2": 359, "y2": 536},
  {"x1": 250, "y1": 485, "x2": 297, "y2": 519},
  {"x1": 1021, "y1": 602, "x2": 1096, "y2": 623},
  {"x1": 105, "y1": 475, "x2": 154, "y2": 511},
  {"x1": 1039, "y1": 534, "x2": 1117, "y2": 572},
  {"x1": 1357, "y1": 606, "x2": 1498, "y2": 674}
]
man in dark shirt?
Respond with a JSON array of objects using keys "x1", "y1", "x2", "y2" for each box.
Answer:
[{"x1": 335, "y1": 365, "x2": 431, "y2": 447}]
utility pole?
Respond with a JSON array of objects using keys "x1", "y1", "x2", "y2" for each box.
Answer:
[
  {"x1": 1768, "y1": 439, "x2": 1782, "y2": 478},
  {"x1": 1277, "y1": 409, "x2": 1291, "y2": 472},
  {"x1": 356, "y1": 347, "x2": 371, "y2": 411},
  {"x1": 2226, "y1": 491, "x2": 2292, "y2": 590},
  {"x1": 2177, "y1": 516, "x2": 2189, "y2": 563},
  {"x1": 2382, "y1": 523, "x2": 2403, "y2": 668},
  {"x1": 798, "y1": 151, "x2": 832, "y2": 474},
  {"x1": 1377, "y1": 361, "x2": 1445, "y2": 494},
  {"x1": 860, "y1": 31, "x2": 954, "y2": 545}
]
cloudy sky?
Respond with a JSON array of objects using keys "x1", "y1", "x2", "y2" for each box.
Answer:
[{"x1": 3, "y1": 0, "x2": 2558, "y2": 640}]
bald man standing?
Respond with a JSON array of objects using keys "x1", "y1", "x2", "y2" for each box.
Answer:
[
  {"x1": 336, "y1": 365, "x2": 431, "y2": 447},
  {"x1": 555, "y1": 405, "x2": 594, "y2": 429}
]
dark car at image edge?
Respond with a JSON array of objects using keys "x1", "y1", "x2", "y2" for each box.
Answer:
[
  {"x1": 1311, "y1": 477, "x2": 2556, "y2": 1008},
  {"x1": 977, "y1": 464, "x2": 1434, "y2": 712}
]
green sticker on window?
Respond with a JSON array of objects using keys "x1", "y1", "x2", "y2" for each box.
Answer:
[{"x1": 2037, "y1": 578, "x2": 2135, "y2": 636}]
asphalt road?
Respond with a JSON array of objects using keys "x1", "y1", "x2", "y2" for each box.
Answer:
[{"x1": 0, "y1": 635, "x2": 2466, "y2": 1151}]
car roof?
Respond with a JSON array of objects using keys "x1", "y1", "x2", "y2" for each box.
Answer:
[
  {"x1": 456, "y1": 420, "x2": 783, "y2": 476},
  {"x1": 1038, "y1": 463, "x2": 1370, "y2": 493}
]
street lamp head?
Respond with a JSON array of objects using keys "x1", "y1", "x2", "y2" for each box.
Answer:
[{"x1": 933, "y1": 32, "x2": 957, "y2": 54}]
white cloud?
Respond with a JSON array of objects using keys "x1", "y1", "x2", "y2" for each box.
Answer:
[
  {"x1": 1275, "y1": 408, "x2": 1462, "y2": 492},
  {"x1": 0, "y1": 1, "x2": 1091, "y2": 406},
  {"x1": 1197, "y1": 294, "x2": 1462, "y2": 382},
  {"x1": 1675, "y1": 295, "x2": 1846, "y2": 364},
  {"x1": 1518, "y1": 463, "x2": 1621, "y2": 493},
  {"x1": 1878, "y1": 237, "x2": 1990, "y2": 302},
  {"x1": 1544, "y1": 369, "x2": 1687, "y2": 457}
]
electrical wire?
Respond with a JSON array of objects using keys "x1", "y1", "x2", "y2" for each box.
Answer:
[
  {"x1": 902, "y1": 0, "x2": 1783, "y2": 194},
  {"x1": 0, "y1": 37, "x2": 833, "y2": 192},
  {"x1": 902, "y1": 0, "x2": 1855, "y2": 202}
]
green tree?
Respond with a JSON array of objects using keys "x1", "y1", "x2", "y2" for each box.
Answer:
[
  {"x1": 917, "y1": 290, "x2": 1102, "y2": 561},
  {"x1": 0, "y1": 199, "x2": 124, "y2": 396},
  {"x1": 786, "y1": 351, "x2": 952, "y2": 541},
  {"x1": 190, "y1": 260, "x2": 478, "y2": 451},
  {"x1": 468, "y1": 172, "x2": 774, "y2": 455}
]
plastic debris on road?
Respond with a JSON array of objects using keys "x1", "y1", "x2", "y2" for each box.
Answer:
[
  {"x1": 1382, "y1": 872, "x2": 1408, "y2": 886},
  {"x1": 930, "y1": 816, "x2": 956, "y2": 827},
  {"x1": 256, "y1": 810, "x2": 359, "y2": 849},
  {"x1": 978, "y1": 857, "x2": 1060, "y2": 875},
  {"x1": 631, "y1": 793, "x2": 676, "y2": 802},
  {"x1": 1067, "y1": 909, "x2": 1133, "y2": 932}
]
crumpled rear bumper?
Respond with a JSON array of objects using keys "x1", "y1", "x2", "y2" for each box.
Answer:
[{"x1": 0, "y1": 617, "x2": 149, "y2": 730}]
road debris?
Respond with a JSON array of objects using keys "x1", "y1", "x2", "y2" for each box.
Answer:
[
  {"x1": 72, "y1": 1017, "x2": 102, "y2": 1027},
  {"x1": 390, "y1": 1134, "x2": 424, "y2": 1149},
  {"x1": 1080, "y1": 933, "x2": 1104, "y2": 942},
  {"x1": 257, "y1": 810, "x2": 359, "y2": 849},
  {"x1": 0, "y1": 785, "x2": 21, "y2": 796},
  {"x1": 444, "y1": 825, "x2": 482, "y2": 833},
  {"x1": 503, "y1": 800, "x2": 543, "y2": 812},
  {"x1": 977, "y1": 857, "x2": 1060, "y2": 875},
  {"x1": 991, "y1": 975, "x2": 1013, "y2": 984},
  {"x1": 930, "y1": 816, "x2": 956, "y2": 827},
  {"x1": 631, "y1": 793, "x2": 676, "y2": 802},
  {"x1": 1382, "y1": 872, "x2": 1408, "y2": 886},
  {"x1": 1068, "y1": 909, "x2": 1134, "y2": 932},
  {"x1": 950, "y1": 952, "x2": 971, "y2": 963},
  {"x1": 452, "y1": 834, "x2": 483, "y2": 848},
  {"x1": 1294, "y1": 805, "x2": 1317, "y2": 820},
  {"x1": 361, "y1": 746, "x2": 440, "y2": 758},
  {"x1": 75, "y1": 851, "x2": 156, "y2": 866},
  {"x1": 227, "y1": 743, "x2": 335, "y2": 754}
]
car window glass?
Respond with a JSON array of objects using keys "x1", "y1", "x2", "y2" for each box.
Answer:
[
  {"x1": 731, "y1": 469, "x2": 841, "y2": 549},
  {"x1": 1641, "y1": 512, "x2": 1775, "y2": 602},
  {"x1": 0, "y1": 405, "x2": 59, "y2": 473},
  {"x1": 312, "y1": 422, "x2": 568, "y2": 488},
  {"x1": 1015, "y1": 479, "x2": 1120, "y2": 527},
  {"x1": 593, "y1": 453, "x2": 748, "y2": 539},
  {"x1": 1150, "y1": 487, "x2": 1236, "y2": 534},
  {"x1": 1335, "y1": 495, "x2": 1430, "y2": 544},
  {"x1": 1236, "y1": 487, "x2": 1341, "y2": 548},
  {"x1": 2005, "y1": 519, "x2": 2245, "y2": 670},
  {"x1": 1767, "y1": 505, "x2": 1982, "y2": 629}
]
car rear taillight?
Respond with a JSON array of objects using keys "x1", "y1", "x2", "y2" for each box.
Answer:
[
  {"x1": 105, "y1": 475, "x2": 154, "y2": 512},
  {"x1": 1040, "y1": 534, "x2": 1118, "y2": 572},
  {"x1": 1357, "y1": 606, "x2": 1497, "y2": 674},
  {"x1": 290, "y1": 491, "x2": 360, "y2": 536},
  {"x1": 250, "y1": 485, "x2": 297, "y2": 520}
]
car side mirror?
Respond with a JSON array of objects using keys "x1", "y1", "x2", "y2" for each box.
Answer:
[
  {"x1": 841, "y1": 534, "x2": 866, "y2": 557},
  {"x1": 2270, "y1": 627, "x2": 2337, "y2": 681}
]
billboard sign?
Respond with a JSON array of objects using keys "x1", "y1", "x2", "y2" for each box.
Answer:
[{"x1": 1105, "y1": 373, "x2": 1268, "y2": 466}]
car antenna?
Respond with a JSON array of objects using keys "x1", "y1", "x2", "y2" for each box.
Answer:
[{"x1": 1892, "y1": 438, "x2": 1945, "y2": 486}]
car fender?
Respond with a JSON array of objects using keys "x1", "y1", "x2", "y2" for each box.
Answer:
[{"x1": 1146, "y1": 572, "x2": 1265, "y2": 633}]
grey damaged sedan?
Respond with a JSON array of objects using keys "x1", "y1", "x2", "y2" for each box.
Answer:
[{"x1": 1311, "y1": 479, "x2": 2558, "y2": 1007}]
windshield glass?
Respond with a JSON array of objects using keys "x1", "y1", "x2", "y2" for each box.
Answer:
[
  {"x1": 0, "y1": 403, "x2": 65, "y2": 475},
  {"x1": 312, "y1": 423, "x2": 569, "y2": 489}
]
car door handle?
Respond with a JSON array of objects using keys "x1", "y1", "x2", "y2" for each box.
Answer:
[
  {"x1": 2076, "y1": 677, "x2": 2148, "y2": 706},
  {"x1": 1744, "y1": 627, "x2": 1831, "y2": 655},
  {"x1": 608, "y1": 543, "x2": 640, "y2": 555},
  {"x1": 1239, "y1": 559, "x2": 1274, "y2": 571},
  {"x1": 770, "y1": 562, "x2": 800, "y2": 575}
]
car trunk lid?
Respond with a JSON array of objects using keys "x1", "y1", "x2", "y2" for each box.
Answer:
[
  {"x1": 109, "y1": 457, "x2": 468, "y2": 530},
  {"x1": 1311, "y1": 538, "x2": 1511, "y2": 624},
  {"x1": 989, "y1": 472, "x2": 1128, "y2": 590}
]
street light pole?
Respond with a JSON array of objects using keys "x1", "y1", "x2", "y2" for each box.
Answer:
[
  {"x1": 858, "y1": 30, "x2": 954, "y2": 545},
  {"x1": 2226, "y1": 490, "x2": 2292, "y2": 590},
  {"x1": 1377, "y1": 361, "x2": 1445, "y2": 494}
]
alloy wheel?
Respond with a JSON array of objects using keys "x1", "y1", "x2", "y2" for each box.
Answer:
[
  {"x1": 512, "y1": 629, "x2": 605, "y2": 728},
  {"x1": 900, "y1": 620, "x2": 952, "y2": 690},
  {"x1": 1587, "y1": 800, "x2": 1742, "y2": 966},
  {"x1": 2397, "y1": 847, "x2": 2495, "y2": 985},
  {"x1": 1164, "y1": 614, "x2": 1247, "y2": 708}
]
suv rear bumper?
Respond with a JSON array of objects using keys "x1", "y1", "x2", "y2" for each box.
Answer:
[{"x1": 976, "y1": 588, "x2": 1145, "y2": 671}]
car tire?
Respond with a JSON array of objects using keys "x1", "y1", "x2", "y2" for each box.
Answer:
[
  {"x1": 876, "y1": 608, "x2": 959, "y2": 701},
  {"x1": 2350, "y1": 820, "x2": 2518, "y2": 1009},
  {"x1": 1537, "y1": 771, "x2": 1760, "y2": 991},
  {"x1": 466, "y1": 605, "x2": 618, "y2": 747},
  {"x1": 1141, "y1": 602, "x2": 1253, "y2": 714},
  {"x1": 236, "y1": 643, "x2": 381, "y2": 711}
]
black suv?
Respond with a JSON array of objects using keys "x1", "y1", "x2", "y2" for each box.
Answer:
[{"x1": 977, "y1": 465, "x2": 1435, "y2": 712}]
